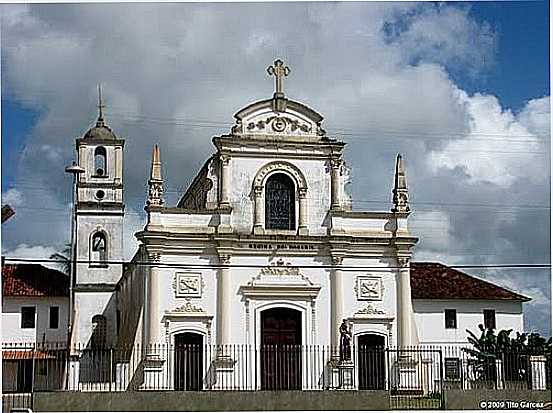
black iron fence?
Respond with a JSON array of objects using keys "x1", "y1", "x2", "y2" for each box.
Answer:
[
  {"x1": 441, "y1": 345, "x2": 551, "y2": 391},
  {"x1": 1, "y1": 342, "x2": 549, "y2": 411}
]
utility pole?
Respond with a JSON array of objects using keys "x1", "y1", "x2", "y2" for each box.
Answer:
[{"x1": 65, "y1": 162, "x2": 85, "y2": 346}]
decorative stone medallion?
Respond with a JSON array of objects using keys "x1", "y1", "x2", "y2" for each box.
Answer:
[
  {"x1": 355, "y1": 276, "x2": 382, "y2": 301},
  {"x1": 173, "y1": 273, "x2": 202, "y2": 298}
]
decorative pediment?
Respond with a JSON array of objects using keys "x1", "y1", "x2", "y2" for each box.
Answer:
[
  {"x1": 350, "y1": 303, "x2": 394, "y2": 322},
  {"x1": 240, "y1": 258, "x2": 320, "y2": 299},
  {"x1": 169, "y1": 300, "x2": 205, "y2": 314},
  {"x1": 231, "y1": 98, "x2": 326, "y2": 138},
  {"x1": 356, "y1": 303, "x2": 385, "y2": 315},
  {"x1": 247, "y1": 258, "x2": 313, "y2": 287},
  {"x1": 245, "y1": 114, "x2": 313, "y2": 135}
]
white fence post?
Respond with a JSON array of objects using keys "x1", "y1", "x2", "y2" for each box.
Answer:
[{"x1": 530, "y1": 355, "x2": 547, "y2": 390}]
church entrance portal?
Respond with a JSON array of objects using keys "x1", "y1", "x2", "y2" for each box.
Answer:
[
  {"x1": 358, "y1": 334, "x2": 386, "y2": 390},
  {"x1": 260, "y1": 308, "x2": 302, "y2": 390},
  {"x1": 174, "y1": 333, "x2": 203, "y2": 391}
]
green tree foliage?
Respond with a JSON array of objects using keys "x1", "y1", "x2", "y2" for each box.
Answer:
[{"x1": 465, "y1": 324, "x2": 551, "y2": 385}]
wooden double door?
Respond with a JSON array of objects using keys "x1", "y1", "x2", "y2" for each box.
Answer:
[
  {"x1": 174, "y1": 333, "x2": 203, "y2": 391},
  {"x1": 260, "y1": 308, "x2": 302, "y2": 390}
]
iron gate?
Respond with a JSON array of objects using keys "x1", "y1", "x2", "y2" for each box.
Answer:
[{"x1": 387, "y1": 348, "x2": 444, "y2": 410}]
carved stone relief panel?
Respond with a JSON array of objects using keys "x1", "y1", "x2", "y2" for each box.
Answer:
[
  {"x1": 355, "y1": 276, "x2": 383, "y2": 301},
  {"x1": 173, "y1": 272, "x2": 203, "y2": 298}
]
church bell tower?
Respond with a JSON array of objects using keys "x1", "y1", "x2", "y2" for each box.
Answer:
[{"x1": 71, "y1": 86, "x2": 125, "y2": 347}]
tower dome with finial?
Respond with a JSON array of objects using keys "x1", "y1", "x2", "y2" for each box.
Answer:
[{"x1": 83, "y1": 84, "x2": 118, "y2": 141}]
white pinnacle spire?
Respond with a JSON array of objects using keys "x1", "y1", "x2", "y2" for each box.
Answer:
[
  {"x1": 147, "y1": 144, "x2": 164, "y2": 207},
  {"x1": 392, "y1": 153, "x2": 410, "y2": 213}
]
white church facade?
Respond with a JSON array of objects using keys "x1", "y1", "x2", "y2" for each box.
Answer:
[{"x1": 66, "y1": 60, "x2": 531, "y2": 392}]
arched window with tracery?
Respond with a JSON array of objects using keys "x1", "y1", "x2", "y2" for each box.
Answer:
[
  {"x1": 94, "y1": 147, "x2": 107, "y2": 176},
  {"x1": 91, "y1": 232, "x2": 107, "y2": 265},
  {"x1": 265, "y1": 173, "x2": 295, "y2": 230}
]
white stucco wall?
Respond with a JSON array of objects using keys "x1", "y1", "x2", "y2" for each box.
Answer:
[
  {"x1": 2, "y1": 297, "x2": 68, "y2": 344},
  {"x1": 413, "y1": 299, "x2": 524, "y2": 345},
  {"x1": 75, "y1": 214, "x2": 124, "y2": 285},
  {"x1": 228, "y1": 156, "x2": 331, "y2": 235},
  {"x1": 145, "y1": 252, "x2": 401, "y2": 348},
  {"x1": 72, "y1": 291, "x2": 117, "y2": 347}
]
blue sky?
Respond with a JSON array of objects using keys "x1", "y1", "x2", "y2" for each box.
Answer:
[
  {"x1": 459, "y1": 1, "x2": 550, "y2": 111},
  {"x1": 1, "y1": 2, "x2": 550, "y2": 336}
]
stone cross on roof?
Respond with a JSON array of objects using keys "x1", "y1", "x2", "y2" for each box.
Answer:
[{"x1": 267, "y1": 59, "x2": 290, "y2": 97}]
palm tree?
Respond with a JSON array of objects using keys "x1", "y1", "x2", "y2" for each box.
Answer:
[
  {"x1": 464, "y1": 325, "x2": 499, "y2": 384},
  {"x1": 50, "y1": 244, "x2": 71, "y2": 275}
]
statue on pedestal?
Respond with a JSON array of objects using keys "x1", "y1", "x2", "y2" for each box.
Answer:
[{"x1": 339, "y1": 319, "x2": 352, "y2": 362}]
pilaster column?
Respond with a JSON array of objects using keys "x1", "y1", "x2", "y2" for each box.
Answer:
[
  {"x1": 298, "y1": 187, "x2": 308, "y2": 235},
  {"x1": 216, "y1": 254, "x2": 232, "y2": 348},
  {"x1": 330, "y1": 158, "x2": 342, "y2": 210},
  {"x1": 331, "y1": 256, "x2": 345, "y2": 350},
  {"x1": 146, "y1": 253, "x2": 162, "y2": 348},
  {"x1": 396, "y1": 257, "x2": 413, "y2": 348},
  {"x1": 142, "y1": 252, "x2": 165, "y2": 390},
  {"x1": 214, "y1": 254, "x2": 235, "y2": 387},
  {"x1": 219, "y1": 154, "x2": 230, "y2": 207},
  {"x1": 253, "y1": 185, "x2": 264, "y2": 234},
  {"x1": 114, "y1": 146, "x2": 123, "y2": 184}
]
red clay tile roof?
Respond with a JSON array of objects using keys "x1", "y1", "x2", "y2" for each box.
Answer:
[
  {"x1": 2, "y1": 349, "x2": 58, "y2": 360},
  {"x1": 2, "y1": 264, "x2": 69, "y2": 297},
  {"x1": 410, "y1": 262, "x2": 531, "y2": 301}
]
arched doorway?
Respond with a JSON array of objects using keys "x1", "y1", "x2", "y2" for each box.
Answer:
[
  {"x1": 174, "y1": 332, "x2": 203, "y2": 391},
  {"x1": 358, "y1": 334, "x2": 386, "y2": 390},
  {"x1": 260, "y1": 307, "x2": 302, "y2": 390}
]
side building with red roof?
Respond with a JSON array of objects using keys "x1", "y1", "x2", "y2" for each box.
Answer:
[
  {"x1": 2, "y1": 263, "x2": 69, "y2": 344},
  {"x1": 411, "y1": 262, "x2": 530, "y2": 346},
  {"x1": 2, "y1": 263, "x2": 69, "y2": 393}
]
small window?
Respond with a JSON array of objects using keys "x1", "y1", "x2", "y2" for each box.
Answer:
[
  {"x1": 484, "y1": 309, "x2": 496, "y2": 330},
  {"x1": 49, "y1": 306, "x2": 59, "y2": 329},
  {"x1": 94, "y1": 147, "x2": 107, "y2": 177},
  {"x1": 21, "y1": 307, "x2": 36, "y2": 329},
  {"x1": 444, "y1": 357, "x2": 461, "y2": 380},
  {"x1": 445, "y1": 309, "x2": 457, "y2": 329},
  {"x1": 91, "y1": 232, "x2": 107, "y2": 265}
]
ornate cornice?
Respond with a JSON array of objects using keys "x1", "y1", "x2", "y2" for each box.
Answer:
[
  {"x1": 331, "y1": 256, "x2": 343, "y2": 266},
  {"x1": 148, "y1": 252, "x2": 162, "y2": 262},
  {"x1": 218, "y1": 253, "x2": 232, "y2": 265},
  {"x1": 397, "y1": 257, "x2": 410, "y2": 268}
]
